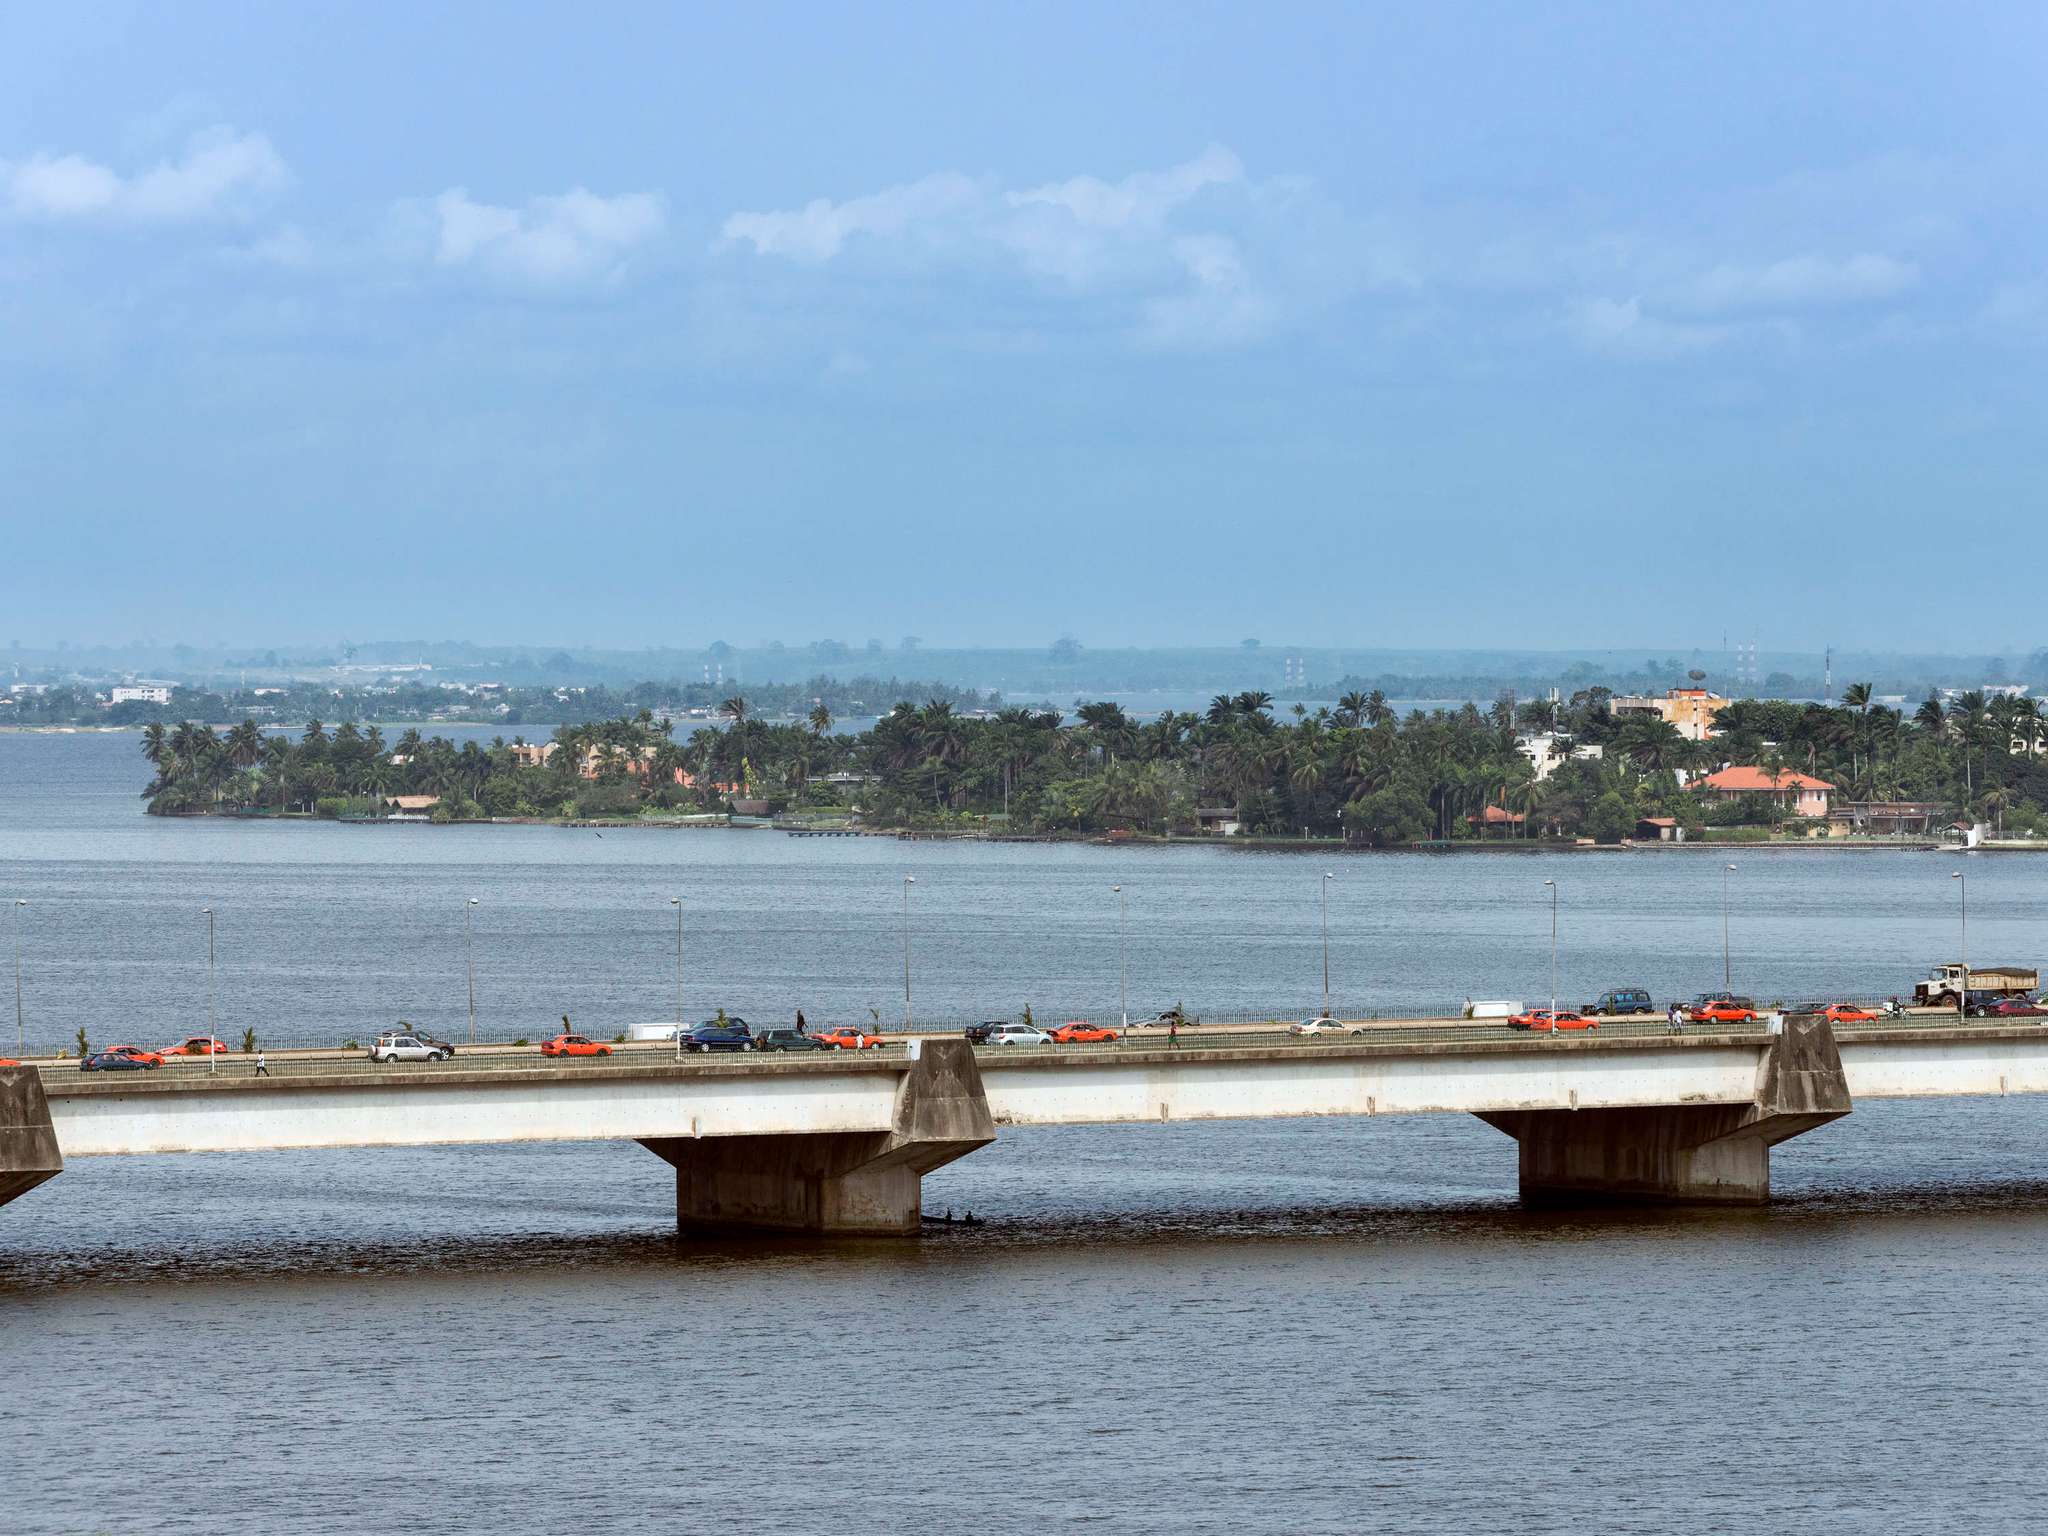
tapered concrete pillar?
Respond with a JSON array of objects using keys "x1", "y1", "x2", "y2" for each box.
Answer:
[
  {"x1": 1478, "y1": 1013, "x2": 1852, "y2": 1206},
  {"x1": 1, "y1": 1066, "x2": 63, "y2": 1211},
  {"x1": 640, "y1": 1040, "x2": 995, "y2": 1234}
]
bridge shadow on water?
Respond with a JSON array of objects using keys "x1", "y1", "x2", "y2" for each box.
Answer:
[{"x1": 13, "y1": 1176, "x2": 2048, "y2": 1295}]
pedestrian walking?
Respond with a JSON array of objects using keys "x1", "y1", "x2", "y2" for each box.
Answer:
[
  {"x1": 1666, "y1": 1002, "x2": 1683, "y2": 1034},
  {"x1": 254, "y1": 1051, "x2": 269, "y2": 1077},
  {"x1": 1168, "y1": 1018, "x2": 1180, "y2": 1050},
  {"x1": 796, "y1": 1009, "x2": 807, "y2": 1035}
]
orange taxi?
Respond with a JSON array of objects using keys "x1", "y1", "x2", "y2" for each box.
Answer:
[
  {"x1": 816, "y1": 1026, "x2": 883, "y2": 1050},
  {"x1": 1820, "y1": 1003, "x2": 1879, "y2": 1024},
  {"x1": 1508, "y1": 1009, "x2": 1598, "y2": 1032},
  {"x1": 1051, "y1": 1022, "x2": 1120, "y2": 1044},
  {"x1": 541, "y1": 1033, "x2": 613, "y2": 1058},
  {"x1": 106, "y1": 1044, "x2": 167, "y2": 1066},
  {"x1": 162, "y1": 1035, "x2": 230, "y2": 1057}
]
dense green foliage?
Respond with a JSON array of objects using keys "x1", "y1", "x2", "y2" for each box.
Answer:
[{"x1": 140, "y1": 685, "x2": 2048, "y2": 842}]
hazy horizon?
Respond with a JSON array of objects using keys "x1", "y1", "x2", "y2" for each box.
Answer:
[{"x1": 6, "y1": 4, "x2": 2046, "y2": 652}]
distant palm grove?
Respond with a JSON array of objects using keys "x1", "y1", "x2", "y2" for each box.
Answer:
[{"x1": 140, "y1": 686, "x2": 2048, "y2": 844}]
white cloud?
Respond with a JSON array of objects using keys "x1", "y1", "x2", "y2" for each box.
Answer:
[
  {"x1": 1676, "y1": 252, "x2": 1919, "y2": 314},
  {"x1": 2, "y1": 126, "x2": 285, "y2": 221},
  {"x1": 1007, "y1": 145, "x2": 1241, "y2": 231},
  {"x1": 721, "y1": 173, "x2": 981, "y2": 261},
  {"x1": 425, "y1": 187, "x2": 665, "y2": 283},
  {"x1": 721, "y1": 148, "x2": 1343, "y2": 345},
  {"x1": 1142, "y1": 235, "x2": 1274, "y2": 347},
  {"x1": 1571, "y1": 297, "x2": 1733, "y2": 360}
]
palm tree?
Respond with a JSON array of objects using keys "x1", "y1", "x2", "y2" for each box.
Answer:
[
  {"x1": 141, "y1": 721, "x2": 167, "y2": 766},
  {"x1": 808, "y1": 703, "x2": 833, "y2": 737}
]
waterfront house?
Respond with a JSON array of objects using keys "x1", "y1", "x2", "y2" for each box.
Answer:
[
  {"x1": 1634, "y1": 816, "x2": 1682, "y2": 842},
  {"x1": 1831, "y1": 800, "x2": 1948, "y2": 836},
  {"x1": 1467, "y1": 804, "x2": 1526, "y2": 836},
  {"x1": 1196, "y1": 807, "x2": 1242, "y2": 836},
  {"x1": 1698, "y1": 766, "x2": 1833, "y2": 818},
  {"x1": 387, "y1": 794, "x2": 440, "y2": 816}
]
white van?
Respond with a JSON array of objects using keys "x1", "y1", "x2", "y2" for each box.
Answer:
[{"x1": 1463, "y1": 999, "x2": 1525, "y2": 1021}]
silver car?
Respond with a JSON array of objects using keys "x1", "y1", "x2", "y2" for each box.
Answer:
[
  {"x1": 984, "y1": 1023, "x2": 1054, "y2": 1046},
  {"x1": 369, "y1": 1034, "x2": 453, "y2": 1063}
]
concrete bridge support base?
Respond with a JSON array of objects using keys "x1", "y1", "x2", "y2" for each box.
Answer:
[
  {"x1": 0, "y1": 1066, "x2": 64, "y2": 1210},
  {"x1": 639, "y1": 1040, "x2": 996, "y2": 1235},
  {"x1": 1478, "y1": 1013, "x2": 1854, "y2": 1206}
]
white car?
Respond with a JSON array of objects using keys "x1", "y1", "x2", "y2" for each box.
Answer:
[
  {"x1": 984, "y1": 1023, "x2": 1054, "y2": 1046},
  {"x1": 1289, "y1": 1017, "x2": 1358, "y2": 1037},
  {"x1": 369, "y1": 1034, "x2": 453, "y2": 1063}
]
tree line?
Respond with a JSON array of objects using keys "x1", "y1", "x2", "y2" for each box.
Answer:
[{"x1": 139, "y1": 685, "x2": 2048, "y2": 843}]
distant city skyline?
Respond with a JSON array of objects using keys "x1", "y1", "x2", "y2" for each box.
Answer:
[{"x1": 5, "y1": 4, "x2": 2046, "y2": 649}]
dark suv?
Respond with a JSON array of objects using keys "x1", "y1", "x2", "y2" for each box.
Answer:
[
  {"x1": 962, "y1": 1021, "x2": 1010, "y2": 1044},
  {"x1": 1587, "y1": 988, "x2": 1654, "y2": 1016},
  {"x1": 755, "y1": 1028, "x2": 830, "y2": 1052}
]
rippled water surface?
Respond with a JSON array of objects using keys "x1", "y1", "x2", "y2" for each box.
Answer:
[{"x1": 6, "y1": 732, "x2": 2048, "y2": 1533}]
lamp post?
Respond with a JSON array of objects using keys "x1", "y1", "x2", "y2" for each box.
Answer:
[
  {"x1": 1112, "y1": 884, "x2": 1128, "y2": 1028},
  {"x1": 1953, "y1": 870, "x2": 1967, "y2": 1020},
  {"x1": 13, "y1": 898, "x2": 27, "y2": 1058},
  {"x1": 1320, "y1": 872, "x2": 1336, "y2": 1020},
  {"x1": 670, "y1": 896, "x2": 684, "y2": 1060},
  {"x1": 902, "y1": 875, "x2": 916, "y2": 1029},
  {"x1": 202, "y1": 907, "x2": 216, "y2": 1077},
  {"x1": 1722, "y1": 863, "x2": 1737, "y2": 992},
  {"x1": 465, "y1": 897, "x2": 479, "y2": 1044},
  {"x1": 1543, "y1": 879, "x2": 1558, "y2": 1021}
]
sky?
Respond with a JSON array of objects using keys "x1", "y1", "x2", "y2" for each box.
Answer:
[{"x1": 3, "y1": 2, "x2": 2046, "y2": 655}]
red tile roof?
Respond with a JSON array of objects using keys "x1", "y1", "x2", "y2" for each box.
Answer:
[{"x1": 1702, "y1": 766, "x2": 1833, "y2": 792}]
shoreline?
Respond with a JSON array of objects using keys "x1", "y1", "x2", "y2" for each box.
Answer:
[{"x1": 145, "y1": 809, "x2": 1983, "y2": 852}]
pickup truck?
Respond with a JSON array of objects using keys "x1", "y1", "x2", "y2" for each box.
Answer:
[{"x1": 1914, "y1": 964, "x2": 2038, "y2": 1009}]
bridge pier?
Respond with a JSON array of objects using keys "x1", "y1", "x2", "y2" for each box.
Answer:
[
  {"x1": 1478, "y1": 1013, "x2": 1853, "y2": 1205},
  {"x1": 0, "y1": 1066, "x2": 64, "y2": 1211},
  {"x1": 639, "y1": 1040, "x2": 995, "y2": 1235}
]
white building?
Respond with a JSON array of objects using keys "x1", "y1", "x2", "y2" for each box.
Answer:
[
  {"x1": 1517, "y1": 733, "x2": 1604, "y2": 782},
  {"x1": 109, "y1": 685, "x2": 172, "y2": 706}
]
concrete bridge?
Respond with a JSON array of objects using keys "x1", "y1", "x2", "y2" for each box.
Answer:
[{"x1": 7, "y1": 1019, "x2": 2048, "y2": 1233}]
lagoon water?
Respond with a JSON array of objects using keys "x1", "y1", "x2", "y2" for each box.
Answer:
[{"x1": 6, "y1": 729, "x2": 2048, "y2": 1533}]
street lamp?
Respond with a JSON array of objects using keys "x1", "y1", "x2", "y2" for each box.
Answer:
[
  {"x1": 202, "y1": 907, "x2": 217, "y2": 1076},
  {"x1": 465, "y1": 897, "x2": 479, "y2": 1044},
  {"x1": 670, "y1": 896, "x2": 684, "y2": 1059},
  {"x1": 901, "y1": 875, "x2": 916, "y2": 1029},
  {"x1": 1112, "y1": 884, "x2": 1128, "y2": 1027},
  {"x1": 1543, "y1": 880, "x2": 1558, "y2": 1021},
  {"x1": 13, "y1": 898, "x2": 26, "y2": 1058},
  {"x1": 1320, "y1": 872, "x2": 1337, "y2": 1020},
  {"x1": 1722, "y1": 863, "x2": 1737, "y2": 992},
  {"x1": 1953, "y1": 870, "x2": 1967, "y2": 1020}
]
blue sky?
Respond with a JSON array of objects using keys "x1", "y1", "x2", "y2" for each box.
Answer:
[{"x1": 4, "y1": 3, "x2": 2045, "y2": 654}]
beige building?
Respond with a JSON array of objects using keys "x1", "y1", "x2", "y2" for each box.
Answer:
[{"x1": 1611, "y1": 687, "x2": 1725, "y2": 740}]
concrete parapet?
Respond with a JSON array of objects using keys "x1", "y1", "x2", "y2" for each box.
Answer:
[
  {"x1": 0, "y1": 1065, "x2": 64, "y2": 1209},
  {"x1": 640, "y1": 1039, "x2": 995, "y2": 1234},
  {"x1": 1478, "y1": 1013, "x2": 1852, "y2": 1205}
]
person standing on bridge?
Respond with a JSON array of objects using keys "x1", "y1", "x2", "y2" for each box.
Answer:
[
  {"x1": 1168, "y1": 1017, "x2": 1180, "y2": 1050},
  {"x1": 796, "y1": 1009, "x2": 807, "y2": 1035},
  {"x1": 254, "y1": 1050, "x2": 269, "y2": 1077},
  {"x1": 1667, "y1": 1003, "x2": 1683, "y2": 1034}
]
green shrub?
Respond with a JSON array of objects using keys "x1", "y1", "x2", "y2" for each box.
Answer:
[
  {"x1": 512, "y1": 1037, "x2": 530, "y2": 1047},
  {"x1": 241, "y1": 1028, "x2": 256, "y2": 1054},
  {"x1": 75, "y1": 1027, "x2": 89, "y2": 1059}
]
